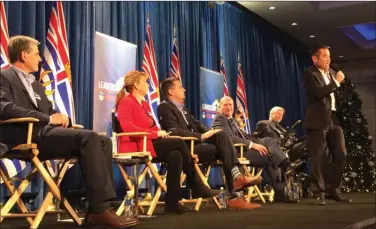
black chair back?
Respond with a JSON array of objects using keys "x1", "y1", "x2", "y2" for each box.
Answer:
[{"x1": 111, "y1": 110, "x2": 122, "y2": 134}]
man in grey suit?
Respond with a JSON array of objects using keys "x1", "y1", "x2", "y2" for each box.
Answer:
[{"x1": 212, "y1": 96, "x2": 297, "y2": 203}]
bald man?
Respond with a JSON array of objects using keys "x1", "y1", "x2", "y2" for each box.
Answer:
[{"x1": 212, "y1": 96, "x2": 297, "y2": 203}]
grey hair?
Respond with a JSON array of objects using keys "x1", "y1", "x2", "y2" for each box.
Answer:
[{"x1": 269, "y1": 106, "x2": 285, "y2": 120}]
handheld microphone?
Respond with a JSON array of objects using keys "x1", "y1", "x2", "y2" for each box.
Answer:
[{"x1": 291, "y1": 120, "x2": 301, "y2": 130}]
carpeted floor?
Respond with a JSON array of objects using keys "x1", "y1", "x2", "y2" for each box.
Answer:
[{"x1": 1, "y1": 193, "x2": 375, "y2": 229}]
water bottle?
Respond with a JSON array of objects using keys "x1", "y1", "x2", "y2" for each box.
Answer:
[
  {"x1": 124, "y1": 191, "x2": 134, "y2": 217},
  {"x1": 284, "y1": 185, "x2": 292, "y2": 199},
  {"x1": 292, "y1": 183, "x2": 299, "y2": 200},
  {"x1": 218, "y1": 187, "x2": 227, "y2": 209}
]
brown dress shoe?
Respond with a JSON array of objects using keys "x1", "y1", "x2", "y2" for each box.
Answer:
[
  {"x1": 85, "y1": 209, "x2": 139, "y2": 228},
  {"x1": 227, "y1": 197, "x2": 261, "y2": 209},
  {"x1": 233, "y1": 175, "x2": 262, "y2": 191}
]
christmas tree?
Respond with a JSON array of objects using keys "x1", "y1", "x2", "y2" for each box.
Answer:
[{"x1": 335, "y1": 65, "x2": 376, "y2": 193}]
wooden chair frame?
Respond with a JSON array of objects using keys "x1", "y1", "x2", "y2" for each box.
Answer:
[
  {"x1": 112, "y1": 130, "x2": 168, "y2": 216},
  {"x1": 236, "y1": 143, "x2": 274, "y2": 203},
  {"x1": 0, "y1": 118, "x2": 81, "y2": 229}
]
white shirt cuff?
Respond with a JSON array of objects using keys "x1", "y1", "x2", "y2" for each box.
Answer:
[
  {"x1": 248, "y1": 141, "x2": 253, "y2": 149},
  {"x1": 333, "y1": 78, "x2": 341, "y2": 87}
]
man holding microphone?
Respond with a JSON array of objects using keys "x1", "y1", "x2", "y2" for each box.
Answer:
[{"x1": 302, "y1": 44, "x2": 351, "y2": 205}]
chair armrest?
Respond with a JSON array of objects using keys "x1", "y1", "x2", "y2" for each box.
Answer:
[
  {"x1": 168, "y1": 136, "x2": 198, "y2": 141},
  {"x1": 234, "y1": 143, "x2": 246, "y2": 147},
  {"x1": 72, "y1": 124, "x2": 84, "y2": 129},
  {"x1": 115, "y1": 132, "x2": 151, "y2": 137},
  {"x1": 0, "y1": 118, "x2": 39, "y2": 144},
  {"x1": 0, "y1": 117, "x2": 39, "y2": 124},
  {"x1": 12, "y1": 143, "x2": 38, "y2": 151}
]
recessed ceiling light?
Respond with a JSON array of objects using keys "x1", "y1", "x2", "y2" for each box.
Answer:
[
  {"x1": 338, "y1": 55, "x2": 344, "y2": 58},
  {"x1": 309, "y1": 35, "x2": 316, "y2": 38},
  {"x1": 291, "y1": 22, "x2": 298, "y2": 26},
  {"x1": 269, "y1": 6, "x2": 275, "y2": 10}
]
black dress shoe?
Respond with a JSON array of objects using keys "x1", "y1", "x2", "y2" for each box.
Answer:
[
  {"x1": 85, "y1": 209, "x2": 139, "y2": 228},
  {"x1": 327, "y1": 192, "x2": 352, "y2": 203},
  {"x1": 191, "y1": 184, "x2": 220, "y2": 198},
  {"x1": 164, "y1": 202, "x2": 192, "y2": 214},
  {"x1": 316, "y1": 195, "x2": 326, "y2": 205}
]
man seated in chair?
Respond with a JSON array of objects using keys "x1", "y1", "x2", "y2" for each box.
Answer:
[
  {"x1": 255, "y1": 106, "x2": 287, "y2": 146},
  {"x1": 212, "y1": 96, "x2": 298, "y2": 203},
  {"x1": 0, "y1": 35, "x2": 138, "y2": 228},
  {"x1": 158, "y1": 77, "x2": 262, "y2": 210}
]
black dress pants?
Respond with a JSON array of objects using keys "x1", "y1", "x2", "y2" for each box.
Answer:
[
  {"x1": 36, "y1": 125, "x2": 115, "y2": 213},
  {"x1": 307, "y1": 113, "x2": 347, "y2": 195},
  {"x1": 193, "y1": 131, "x2": 239, "y2": 192},
  {"x1": 152, "y1": 138, "x2": 196, "y2": 204}
]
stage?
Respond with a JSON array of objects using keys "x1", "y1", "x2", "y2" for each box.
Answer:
[{"x1": 1, "y1": 193, "x2": 375, "y2": 229}]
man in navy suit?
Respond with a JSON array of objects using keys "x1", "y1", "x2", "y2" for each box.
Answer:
[{"x1": 0, "y1": 35, "x2": 138, "y2": 228}]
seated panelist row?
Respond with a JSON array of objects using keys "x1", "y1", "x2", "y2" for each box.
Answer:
[{"x1": 116, "y1": 72, "x2": 263, "y2": 210}]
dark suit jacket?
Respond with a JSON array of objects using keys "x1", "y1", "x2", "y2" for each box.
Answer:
[
  {"x1": 157, "y1": 100, "x2": 208, "y2": 140},
  {"x1": 302, "y1": 65, "x2": 339, "y2": 130},
  {"x1": 0, "y1": 66, "x2": 54, "y2": 153},
  {"x1": 255, "y1": 120, "x2": 284, "y2": 145},
  {"x1": 212, "y1": 114, "x2": 256, "y2": 146}
]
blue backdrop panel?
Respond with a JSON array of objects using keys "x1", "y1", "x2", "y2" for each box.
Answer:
[{"x1": 199, "y1": 67, "x2": 224, "y2": 129}]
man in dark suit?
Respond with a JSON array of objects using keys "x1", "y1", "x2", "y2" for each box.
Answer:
[
  {"x1": 255, "y1": 107, "x2": 287, "y2": 146},
  {"x1": 158, "y1": 77, "x2": 262, "y2": 210},
  {"x1": 0, "y1": 35, "x2": 138, "y2": 228},
  {"x1": 302, "y1": 44, "x2": 350, "y2": 205},
  {"x1": 213, "y1": 96, "x2": 297, "y2": 203}
]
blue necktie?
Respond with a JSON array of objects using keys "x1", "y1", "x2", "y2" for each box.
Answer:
[{"x1": 230, "y1": 118, "x2": 246, "y2": 139}]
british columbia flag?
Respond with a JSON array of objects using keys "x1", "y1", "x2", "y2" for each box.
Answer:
[
  {"x1": 142, "y1": 18, "x2": 160, "y2": 127},
  {"x1": 220, "y1": 55, "x2": 229, "y2": 96},
  {"x1": 141, "y1": 18, "x2": 161, "y2": 177},
  {"x1": 236, "y1": 59, "x2": 251, "y2": 134},
  {"x1": 39, "y1": 2, "x2": 75, "y2": 177},
  {"x1": 0, "y1": 1, "x2": 28, "y2": 183},
  {"x1": 0, "y1": 1, "x2": 9, "y2": 69},
  {"x1": 40, "y1": 2, "x2": 76, "y2": 125},
  {"x1": 170, "y1": 38, "x2": 181, "y2": 81}
]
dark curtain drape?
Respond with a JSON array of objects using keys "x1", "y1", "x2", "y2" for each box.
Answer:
[
  {"x1": 216, "y1": 4, "x2": 310, "y2": 132},
  {"x1": 2, "y1": 1, "x2": 310, "y2": 207}
]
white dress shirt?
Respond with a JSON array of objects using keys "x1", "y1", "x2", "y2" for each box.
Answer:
[
  {"x1": 318, "y1": 68, "x2": 340, "y2": 111},
  {"x1": 12, "y1": 65, "x2": 38, "y2": 107}
]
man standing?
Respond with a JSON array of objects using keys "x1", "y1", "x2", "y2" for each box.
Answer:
[
  {"x1": 302, "y1": 44, "x2": 351, "y2": 205},
  {"x1": 255, "y1": 107, "x2": 286, "y2": 146},
  {"x1": 0, "y1": 35, "x2": 138, "y2": 228},
  {"x1": 158, "y1": 77, "x2": 262, "y2": 210},
  {"x1": 213, "y1": 96, "x2": 297, "y2": 203}
]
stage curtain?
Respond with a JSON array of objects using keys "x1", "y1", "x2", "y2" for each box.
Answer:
[{"x1": 216, "y1": 3, "x2": 310, "y2": 132}]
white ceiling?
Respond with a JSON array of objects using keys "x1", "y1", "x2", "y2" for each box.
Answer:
[{"x1": 238, "y1": 1, "x2": 376, "y2": 62}]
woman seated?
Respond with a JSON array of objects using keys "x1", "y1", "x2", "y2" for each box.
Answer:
[{"x1": 115, "y1": 70, "x2": 219, "y2": 214}]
